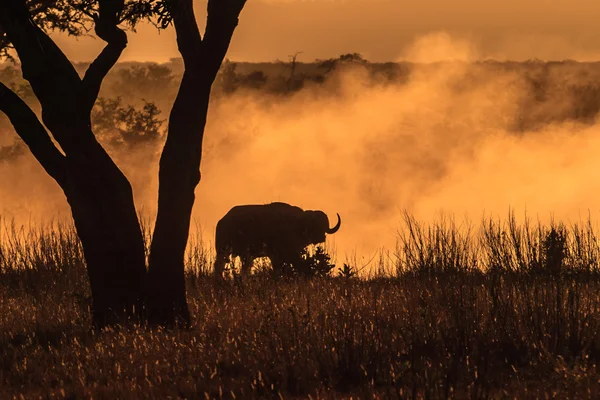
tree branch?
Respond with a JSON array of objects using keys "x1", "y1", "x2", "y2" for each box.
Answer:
[
  {"x1": 0, "y1": 82, "x2": 67, "y2": 185},
  {"x1": 0, "y1": 0, "x2": 102, "y2": 158},
  {"x1": 82, "y1": 0, "x2": 128, "y2": 113},
  {"x1": 201, "y1": 0, "x2": 246, "y2": 80},
  {"x1": 165, "y1": 0, "x2": 245, "y2": 76},
  {"x1": 0, "y1": 0, "x2": 81, "y2": 93},
  {"x1": 165, "y1": 0, "x2": 203, "y2": 65}
]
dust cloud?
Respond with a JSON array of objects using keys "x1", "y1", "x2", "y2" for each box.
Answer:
[{"x1": 3, "y1": 32, "x2": 600, "y2": 263}]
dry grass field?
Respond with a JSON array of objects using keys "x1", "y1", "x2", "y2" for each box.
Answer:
[{"x1": 2, "y1": 215, "x2": 600, "y2": 398}]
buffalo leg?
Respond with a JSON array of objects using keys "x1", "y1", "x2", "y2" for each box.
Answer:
[
  {"x1": 240, "y1": 255, "x2": 254, "y2": 277},
  {"x1": 214, "y1": 252, "x2": 229, "y2": 279},
  {"x1": 269, "y1": 254, "x2": 285, "y2": 276}
]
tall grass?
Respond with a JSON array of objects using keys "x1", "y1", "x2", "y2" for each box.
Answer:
[
  {"x1": 2, "y1": 213, "x2": 600, "y2": 398},
  {"x1": 395, "y1": 210, "x2": 600, "y2": 277}
]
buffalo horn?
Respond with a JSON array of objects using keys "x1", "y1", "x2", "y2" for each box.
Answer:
[{"x1": 326, "y1": 213, "x2": 341, "y2": 234}]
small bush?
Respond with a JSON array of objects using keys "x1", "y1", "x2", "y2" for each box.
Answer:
[
  {"x1": 337, "y1": 263, "x2": 357, "y2": 279},
  {"x1": 284, "y1": 245, "x2": 336, "y2": 278}
]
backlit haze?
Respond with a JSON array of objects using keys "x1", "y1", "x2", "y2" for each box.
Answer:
[{"x1": 4, "y1": 0, "x2": 600, "y2": 267}]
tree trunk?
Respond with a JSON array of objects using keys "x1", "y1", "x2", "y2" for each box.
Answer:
[
  {"x1": 148, "y1": 75, "x2": 211, "y2": 326},
  {"x1": 0, "y1": 1, "x2": 148, "y2": 328},
  {"x1": 147, "y1": 77, "x2": 217, "y2": 326},
  {"x1": 64, "y1": 156, "x2": 147, "y2": 328},
  {"x1": 147, "y1": 0, "x2": 246, "y2": 327},
  {"x1": 0, "y1": 82, "x2": 148, "y2": 329}
]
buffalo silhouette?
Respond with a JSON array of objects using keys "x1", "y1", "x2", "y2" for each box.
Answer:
[{"x1": 213, "y1": 202, "x2": 341, "y2": 278}]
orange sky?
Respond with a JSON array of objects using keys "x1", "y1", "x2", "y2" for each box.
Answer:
[{"x1": 53, "y1": 0, "x2": 600, "y2": 63}]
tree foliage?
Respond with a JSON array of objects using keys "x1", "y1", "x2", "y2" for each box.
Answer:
[
  {"x1": 0, "y1": 0, "x2": 172, "y2": 60},
  {"x1": 92, "y1": 97, "x2": 165, "y2": 148}
]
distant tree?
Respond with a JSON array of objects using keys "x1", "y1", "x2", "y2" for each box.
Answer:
[
  {"x1": 0, "y1": 64, "x2": 36, "y2": 103},
  {"x1": 0, "y1": 96, "x2": 164, "y2": 163},
  {"x1": 286, "y1": 51, "x2": 302, "y2": 90},
  {"x1": 317, "y1": 53, "x2": 367, "y2": 73},
  {"x1": 239, "y1": 70, "x2": 267, "y2": 90},
  {"x1": 0, "y1": 0, "x2": 246, "y2": 328},
  {"x1": 215, "y1": 58, "x2": 239, "y2": 94},
  {"x1": 121, "y1": 64, "x2": 175, "y2": 87},
  {"x1": 92, "y1": 97, "x2": 165, "y2": 148},
  {"x1": 112, "y1": 63, "x2": 177, "y2": 102},
  {"x1": 214, "y1": 60, "x2": 269, "y2": 94}
]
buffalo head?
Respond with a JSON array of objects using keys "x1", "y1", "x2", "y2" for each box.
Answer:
[{"x1": 303, "y1": 210, "x2": 341, "y2": 244}]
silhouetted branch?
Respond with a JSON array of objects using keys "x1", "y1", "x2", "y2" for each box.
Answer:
[
  {"x1": 167, "y1": 0, "x2": 202, "y2": 65},
  {"x1": 165, "y1": 0, "x2": 246, "y2": 74},
  {"x1": 202, "y1": 0, "x2": 246, "y2": 79},
  {"x1": 0, "y1": 2, "x2": 101, "y2": 158},
  {"x1": 82, "y1": 0, "x2": 128, "y2": 113},
  {"x1": 0, "y1": 1, "x2": 81, "y2": 101},
  {"x1": 0, "y1": 82, "x2": 66, "y2": 184}
]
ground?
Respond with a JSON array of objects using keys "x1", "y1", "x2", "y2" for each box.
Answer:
[{"x1": 2, "y1": 220, "x2": 600, "y2": 399}]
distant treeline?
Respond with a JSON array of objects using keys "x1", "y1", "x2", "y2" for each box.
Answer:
[{"x1": 4, "y1": 55, "x2": 600, "y2": 160}]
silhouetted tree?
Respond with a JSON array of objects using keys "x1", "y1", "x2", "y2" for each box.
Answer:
[
  {"x1": 286, "y1": 51, "x2": 303, "y2": 91},
  {"x1": 317, "y1": 53, "x2": 366, "y2": 73},
  {"x1": 215, "y1": 59, "x2": 239, "y2": 93},
  {"x1": 92, "y1": 97, "x2": 165, "y2": 148},
  {"x1": 240, "y1": 70, "x2": 267, "y2": 90},
  {"x1": 0, "y1": 0, "x2": 246, "y2": 328}
]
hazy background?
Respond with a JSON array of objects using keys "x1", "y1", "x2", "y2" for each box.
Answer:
[
  {"x1": 4, "y1": 0, "x2": 600, "y2": 267},
  {"x1": 54, "y1": 0, "x2": 600, "y2": 63}
]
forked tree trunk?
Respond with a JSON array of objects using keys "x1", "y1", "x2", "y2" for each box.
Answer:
[
  {"x1": 147, "y1": 0, "x2": 246, "y2": 326},
  {"x1": 64, "y1": 158, "x2": 147, "y2": 326},
  {"x1": 147, "y1": 76, "x2": 211, "y2": 326}
]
